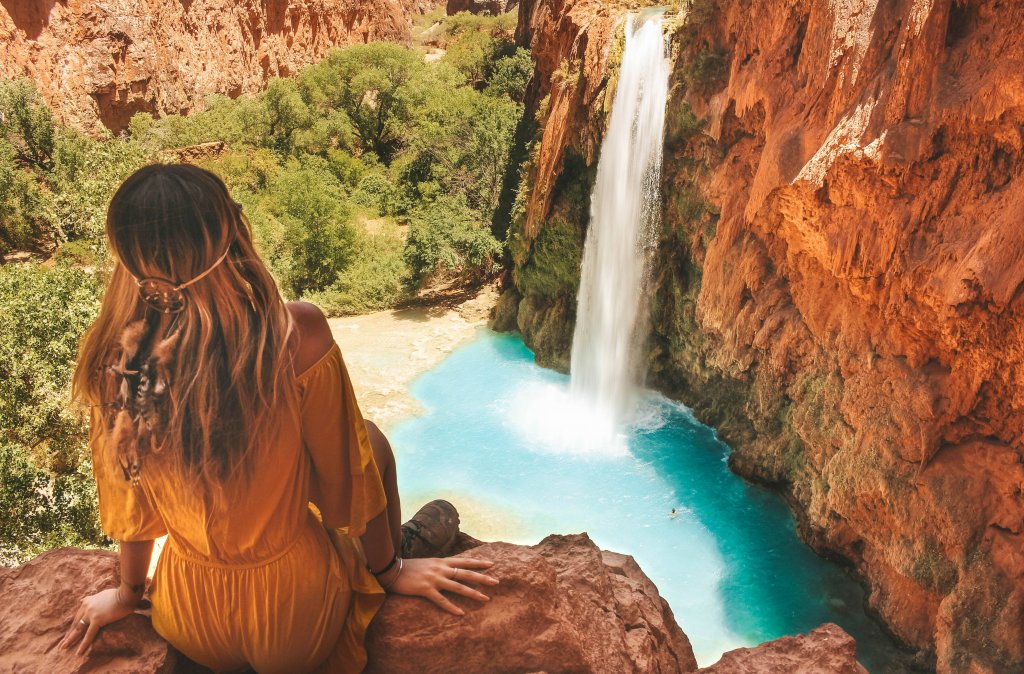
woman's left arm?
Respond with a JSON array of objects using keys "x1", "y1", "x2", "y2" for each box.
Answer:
[{"x1": 59, "y1": 539, "x2": 154, "y2": 655}]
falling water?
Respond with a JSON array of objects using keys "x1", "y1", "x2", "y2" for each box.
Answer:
[{"x1": 568, "y1": 14, "x2": 669, "y2": 443}]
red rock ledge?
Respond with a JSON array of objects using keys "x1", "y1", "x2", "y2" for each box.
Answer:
[{"x1": 0, "y1": 534, "x2": 867, "y2": 673}]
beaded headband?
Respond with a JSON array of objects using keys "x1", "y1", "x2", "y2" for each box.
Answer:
[{"x1": 134, "y1": 245, "x2": 232, "y2": 314}]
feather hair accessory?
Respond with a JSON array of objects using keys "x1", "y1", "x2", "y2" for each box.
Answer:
[{"x1": 109, "y1": 320, "x2": 180, "y2": 484}]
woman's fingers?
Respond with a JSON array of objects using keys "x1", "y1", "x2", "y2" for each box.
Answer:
[
  {"x1": 444, "y1": 558, "x2": 498, "y2": 587},
  {"x1": 446, "y1": 557, "x2": 495, "y2": 570},
  {"x1": 427, "y1": 589, "x2": 465, "y2": 616},
  {"x1": 448, "y1": 568, "x2": 498, "y2": 587},
  {"x1": 77, "y1": 619, "x2": 101, "y2": 656},
  {"x1": 440, "y1": 578, "x2": 490, "y2": 603},
  {"x1": 59, "y1": 607, "x2": 85, "y2": 650}
]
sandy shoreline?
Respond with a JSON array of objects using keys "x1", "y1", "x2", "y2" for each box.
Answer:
[
  {"x1": 328, "y1": 284, "x2": 537, "y2": 539},
  {"x1": 328, "y1": 284, "x2": 498, "y2": 432}
]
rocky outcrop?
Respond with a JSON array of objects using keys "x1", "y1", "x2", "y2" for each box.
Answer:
[
  {"x1": 1, "y1": 538, "x2": 876, "y2": 673},
  {"x1": 503, "y1": 0, "x2": 1024, "y2": 672},
  {"x1": 0, "y1": 0, "x2": 418, "y2": 134},
  {"x1": 446, "y1": 0, "x2": 516, "y2": 17},
  {"x1": 697, "y1": 623, "x2": 867, "y2": 674},
  {"x1": 366, "y1": 533, "x2": 697, "y2": 673},
  {"x1": 0, "y1": 536, "x2": 698, "y2": 673}
]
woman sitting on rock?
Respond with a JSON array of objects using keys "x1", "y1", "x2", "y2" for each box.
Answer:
[{"x1": 59, "y1": 163, "x2": 497, "y2": 673}]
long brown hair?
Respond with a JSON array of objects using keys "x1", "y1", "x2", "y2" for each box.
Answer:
[{"x1": 73, "y1": 164, "x2": 295, "y2": 489}]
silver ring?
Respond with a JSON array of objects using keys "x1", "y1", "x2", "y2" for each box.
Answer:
[
  {"x1": 452, "y1": 568, "x2": 460, "y2": 580},
  {"x1": 79, "y1": 618, "x2": 88, "y2": 627}
]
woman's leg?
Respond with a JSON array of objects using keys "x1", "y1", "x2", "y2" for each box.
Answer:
[{"x1": 364, "y1": 420, "x2": 402, "y2": 553}]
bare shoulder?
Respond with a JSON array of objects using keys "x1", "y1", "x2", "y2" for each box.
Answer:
[{"x1": 286, "y1": 301, "x2": 335, "y2": 376}]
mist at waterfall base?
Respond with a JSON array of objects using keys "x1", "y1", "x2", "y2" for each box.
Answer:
[{"x1": 391, "y1": 332, "x2": 904, "y2": 670}]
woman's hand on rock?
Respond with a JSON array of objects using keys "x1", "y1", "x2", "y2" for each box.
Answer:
[
  {"x1": 58, "y1": 588, "x2": 137, "y2": 655},
  {"x1": 388, "y1": 556, "x2": 498, "y2": 616}
]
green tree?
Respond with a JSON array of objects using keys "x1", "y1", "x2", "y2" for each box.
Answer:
[
  {"x1": 304, "y1": 228, "x2": 409, "y2": 316},
  {"x1": 404, "y1": 196, "x2": 501, "y2": 283},
  {"x1": 0, "y1": 139, "x2": 50, "y2": 253},
  {"x1": 264, "y1": 77, "x2": 313, "y2": 157},
  {"x1": 0, "y1": 79, "x2": 56, "y2": 170},
  {"x1": 485, "y1": 48, "x2": 534, "y2": 103},
  {"x1": 298, "y1": 44, "x2": 424, "y2": 158},
  {"x1": 0, "y1": 262, "x2": 106, "y2": 564},
  {"x1": 260, "y1": 159, "x2": 357, "y2": 296}
]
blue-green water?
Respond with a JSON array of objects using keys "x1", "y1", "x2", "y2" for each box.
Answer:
[{"x1": 391, "y1": 331, "x2": 903, "y2": 670}]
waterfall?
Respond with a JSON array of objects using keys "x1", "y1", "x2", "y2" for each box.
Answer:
[{"x1": 568, "y1": 14, "x2": 669, "y2": 440}]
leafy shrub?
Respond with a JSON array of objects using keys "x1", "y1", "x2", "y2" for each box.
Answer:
[
  {"x1": 353, "y1": 169, "x2": 406, "y2": 216},
  {"x1": 443, "y1": 11, "x2": 518, "y2": 38},
  {"x1": 666, "y1": 101, "x2": 705, "y2": 146},
  {"x1": 486, "y1": 48, "x2": 534, "y2": 103},
  {"x1": 258, "y1": 160, "x2": 357, "y2": 297},
  {"x1": 0, "y1": 263, "x2": 103, "y2": 458},
  {"x1": 304, "y1": 228, "x2": 409, "y2": 316},
  {"x1": 1, "y1": 443, "x2": 104, "y2": 565},
  {"x1": 516, "y1": 217, "x2": 583, "y2": 299},
  {"x1": 683, "y1": 46, "x2": 730, "y2": 96},
  {"x1": 404, "y1": 196, "x2": 501, "y2": 283},
  {"x1": 0, "y1": 262, "x2": 106, "y2": 564},
  {"x1": 0, "y1": 140, "x2": 50, "y2": 253},
  {"x1": 0, "y1": 79, "x2": 56, "y2": 170},
  {"x1": 48, "y1": 130, "x2": 148, "y2": 245}
]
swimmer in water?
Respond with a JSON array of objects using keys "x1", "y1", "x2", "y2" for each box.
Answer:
[{"x1": 669, "y1": 508, "x2": 679, "y2": 518}]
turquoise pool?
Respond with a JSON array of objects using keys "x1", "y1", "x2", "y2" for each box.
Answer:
[{"x1": 390, "y1": 330, "x2": 904, "y2": 670}]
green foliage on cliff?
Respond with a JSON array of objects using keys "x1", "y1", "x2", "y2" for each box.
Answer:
[
  {"x1": 0, "y1": 263, "x2": 106, "y2": 564},
  {"x1": 683, "y1": 46, "x2": 730, "y2": 96},
  {"x1": 516, "y1": 217, "x2": 583, "y2": 300}
]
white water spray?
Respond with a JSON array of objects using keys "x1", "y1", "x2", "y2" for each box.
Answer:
[{"x1": 568, "y1": 14, "x2": 669, "y2": 443}]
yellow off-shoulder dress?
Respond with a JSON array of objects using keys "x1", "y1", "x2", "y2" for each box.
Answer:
[{"x1": 90, "y1": 343, "x2": 387, "y2": 674}]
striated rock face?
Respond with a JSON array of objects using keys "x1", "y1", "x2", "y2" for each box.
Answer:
[
  {"x1": 697, "y1": 623, "x2": 867, "y2": 674},
  {"x1": 0, "y1": 0, "x2": 417, "y2": 134},
  {"x1": 504, "y1": 0, "x2": 1024, "y2": 672}
]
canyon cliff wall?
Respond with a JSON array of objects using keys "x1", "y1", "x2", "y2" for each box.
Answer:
[
  {"x1": 502, "y1": 1, "x2": 1024, "y2": 672},
  {"x1": 0, "y1": 0, "x2": 421, "y2": 134}
]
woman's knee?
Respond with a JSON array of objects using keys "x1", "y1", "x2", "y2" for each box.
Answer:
[{"x1": 364, "y1": 419, "x2": 394, "y2": 474}]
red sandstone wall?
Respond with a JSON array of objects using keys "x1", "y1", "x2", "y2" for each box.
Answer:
[
  {"x1": 685, "y1": 2, "x2": 1023, "y2": 670},
  {"x1": 0, "y1": 0, "x2": 417, "y2": 133},
  {"x1": 511, "y1": 1, "x2": 1024, "y2": 671}
]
